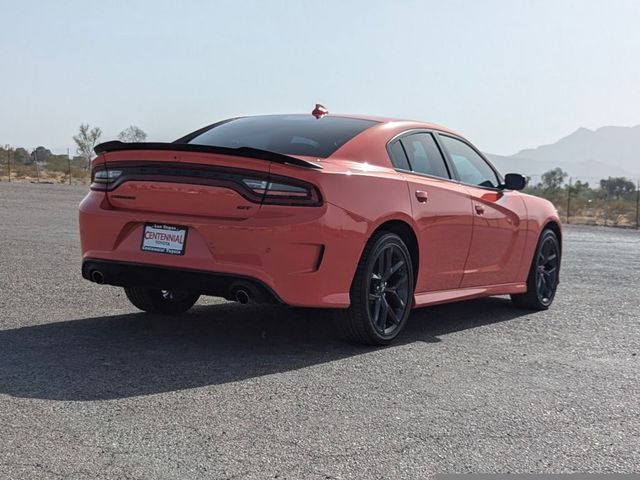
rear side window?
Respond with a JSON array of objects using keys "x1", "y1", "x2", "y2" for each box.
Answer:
[
  {"x1": 185, "y1": 115, "x2": 378, "y2": 158},
  {"x1": 439, "y1": 135, "x2": 499, "y2": 188},
  {"x1": 399, "y1": 133, "x2": 450, "y2": 179},
  {"x1": 388, "y1": 141, "x2": 411, "y2": 170}
]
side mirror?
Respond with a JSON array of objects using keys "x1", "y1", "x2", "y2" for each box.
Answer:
[{"x1": 502, "y1": 173, "x2": 527, "y2": 191}]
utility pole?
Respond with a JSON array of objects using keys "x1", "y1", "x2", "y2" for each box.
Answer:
[
  {"x1": 34, "y1": 148, "x2": 40, "y2": 183},
  {"x1": 604, "y1": 176, "x2": 610, "y2": 227},
  {"x1": 566, "y1": 177, "x2": 572, "y2": 224},
  {"x1": 6, "y1": 147, "x2": 10, "y2": 182},
  {"x1": 636, "y1": 179, "x2": 639, "y2": 230},
  {"x1": 67, "y1": 147, "x2": 71, "y2": 185}
]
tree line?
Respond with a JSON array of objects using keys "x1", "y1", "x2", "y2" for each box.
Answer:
[
  {"x1": 526, "y1": 167, "x2": 638, "y2": 202},
  {"x1": 525, "y1": 167, "x2": 639, "y2": 227},
  {"x1": 0, "y1": 124, "x2": 147, "y2": 174}
]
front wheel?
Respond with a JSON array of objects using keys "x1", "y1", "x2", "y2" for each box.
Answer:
[
  {"x1": 511, "y1": 228, "x2": 561, "y2": 310},
  {"x1": 124, "y1": 287, "x2": 200, "y2": 315},
  {"x1": 335, "y1": 231, "x2": 415, "y2": 346}
]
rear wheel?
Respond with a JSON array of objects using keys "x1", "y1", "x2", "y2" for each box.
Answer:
[
  {"x1": 511, "y1": 229, "x2": 560, "y2": 310},
  {"x1": 124, "y1": 287, "x2": 200, "y2": 315},
  {"x1": 335, "y1": 231, "x2": 414, "y2": 346}
]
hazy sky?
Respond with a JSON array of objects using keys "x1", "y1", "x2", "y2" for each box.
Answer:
[{"x1": 1, "y1": 0, "x2": 639, "y2": 155}]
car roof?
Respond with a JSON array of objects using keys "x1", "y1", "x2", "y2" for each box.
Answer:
[
  {"x1": 188, "y1": 113, "x2": 464, "y2": 140},
  {"x1": 272, "y1": 113, "x2": 465, "y2": 138},
  {"x1": 181, "y1": 113, "x2": 470, "y2": 167}
]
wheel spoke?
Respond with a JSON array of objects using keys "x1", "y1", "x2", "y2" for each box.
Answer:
[
  {"x1": 384, "y1": 247, "x2": 393, "y2": 274},
  {"x1": 383, "y1": 260, "x2": 404, "y2": 281},
  {"x1": 372, "y1": 296, "x2": 382, "y2": 326},
  {"x1": 387, "y1": 289, "x2": 406, "y2": 309},
  {"x1": 378, "y1": 297, "x2": 389, "y2": 330},
  {"x1": 375, "y1": 254, "x2": 384, "y2": 278},
  {"x1": 386, "y1": 299, "x2": 400, "y2": 325}
]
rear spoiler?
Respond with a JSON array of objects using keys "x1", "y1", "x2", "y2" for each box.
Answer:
[{"x1": 94, "y1": 141, "x2": 323, "y2": 170}]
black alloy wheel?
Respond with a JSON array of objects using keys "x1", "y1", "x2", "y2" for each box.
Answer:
[
  {"x1": 367, "y1": 243, "x2": 411, "y2": 336},
  {"x1": 511, "y1": 228, "x2": 561, "y2": 310},
  {"x1": 335, "y1": 231, "x2": 414, "y2": 345},
  {"x1": 535, "y1": 234, "x2": 560, "y2": 305}
]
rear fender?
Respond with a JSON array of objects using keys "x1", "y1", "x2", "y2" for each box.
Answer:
[{"x1": 269, "y1": 161, "x2": 416, "y2": 290}]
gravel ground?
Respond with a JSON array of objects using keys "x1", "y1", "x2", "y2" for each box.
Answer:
[{"x1": 1, "y1": 182, "x2": 639, "y2": 479}]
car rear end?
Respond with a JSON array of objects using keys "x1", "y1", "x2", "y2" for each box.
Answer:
[{"x1": 79, "y1": 115, "x2": 379, "y2": 307}]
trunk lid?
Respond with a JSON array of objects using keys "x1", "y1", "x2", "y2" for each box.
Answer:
[
  {"x1": 101, "y1": 149, "x2": 272, "y2": 220},
  {"x1": 93, "y1": 142, "x2": 323, "y2": 220}
]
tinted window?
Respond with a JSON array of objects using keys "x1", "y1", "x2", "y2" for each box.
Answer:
[
  {"x1": 388, "y1": 141, "x2": 411, "y2": 170},
  {"x1": 400, "y1": 133, "x2": 449, "y2": 179},
  {"x1": 439, "y1": 135, "x2": 499, "y2": 188},
  {"x1": 185, "y1": 115, "x2": 377, "y2": 158}
]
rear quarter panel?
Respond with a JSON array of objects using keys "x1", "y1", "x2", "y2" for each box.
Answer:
[{"x1": 269, "y1": 159, "x2": 416, "y2": 302}]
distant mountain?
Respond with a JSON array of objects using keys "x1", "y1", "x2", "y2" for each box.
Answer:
[{"x1": 486, "y1": 124, "x2": 640, "y2": 180}]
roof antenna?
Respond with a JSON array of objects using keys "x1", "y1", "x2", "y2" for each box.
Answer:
[{"x1": 312, "y1": 103, "x2": 329, "y2": 119}]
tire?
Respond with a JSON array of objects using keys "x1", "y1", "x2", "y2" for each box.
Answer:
[
  {"x1": 124, "y1": 287, "x2": 200, "y2": 315},
  {"x1": 334, "y1": 231, "x2": 415, "y2": 346},
  {"x1": 511, "y1": 228, "x2": 561, "y2": 310}
]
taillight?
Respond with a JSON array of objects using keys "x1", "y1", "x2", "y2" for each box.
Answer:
[
  {"x1": 90, "y1": 163, "x2": 322, "y2": 206},
  {"x1": 91, "y1": 167, "x2": 122, "y2": 189},
  {"x1": 241, "y1": 176, "x2": 322, "y2": 206}
]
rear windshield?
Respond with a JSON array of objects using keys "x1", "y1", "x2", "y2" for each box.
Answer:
[{"x1": 185, "y1": 115, "x2": 378, "y2": 158}]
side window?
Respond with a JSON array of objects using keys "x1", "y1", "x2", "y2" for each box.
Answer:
[
  {"x1": 399, "y1": 133, "x2": 450, "y2": 179},
  {"x1": 388, "y1": 140, "x2": 411, "y2": 170},
  {"x1": 439, "y1": 135, "x2": 499, "y2": 188}
]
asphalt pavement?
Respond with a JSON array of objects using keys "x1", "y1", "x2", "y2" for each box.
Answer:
[{"x1": 1, "y1": 182, "x2": 639, "y2": 479}]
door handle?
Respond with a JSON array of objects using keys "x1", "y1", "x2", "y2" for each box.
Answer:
[
  {"x1": 415, "y1": 190, "x2": 429, "y2": 203},
  {"x1": 475, "y1": 203, "x2": 485, "y2": 215}
]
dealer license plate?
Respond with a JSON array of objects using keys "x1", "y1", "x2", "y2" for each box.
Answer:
[{"x1": 141, "y1": 223, "x2": 188, "y2": 255}]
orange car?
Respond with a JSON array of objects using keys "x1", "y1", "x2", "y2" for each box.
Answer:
[{"x1": 79, "y1": 107, "x2": 561, "y2": 345}]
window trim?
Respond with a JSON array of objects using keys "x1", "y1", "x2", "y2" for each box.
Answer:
[
  {"x1": 385, "y1": 129, "x2": 454, "y2": 182},
  {"x1": 386, "y1": 129, "x2": 506, "y2": 191}
]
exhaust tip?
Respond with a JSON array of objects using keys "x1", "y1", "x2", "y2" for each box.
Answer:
[
  {"x1": 235, "y1": 289, "x2": 251, "y2": 305},
  {"x1": 91, "y1": 270, "x2": 105, "y2": 284}
]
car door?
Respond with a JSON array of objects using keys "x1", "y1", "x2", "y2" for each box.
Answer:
[
  {"x1": 437, "y1": 134, "x2": 527, "y2": 287},
  {"x1": 388, "y1": 132, "x2": 474, "y2": 292}
]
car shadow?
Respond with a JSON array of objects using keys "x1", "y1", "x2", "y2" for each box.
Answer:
[{"x1": 0, "y1": 297, "x2": 532, "y2": 401}]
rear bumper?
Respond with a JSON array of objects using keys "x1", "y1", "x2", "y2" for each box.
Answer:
[
  {"x1": 82, "y1": 259, "x2": 282, "y2": 303},
  {"x1": 79, "y1": 191, "x2": 367, "y2": 307}
]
